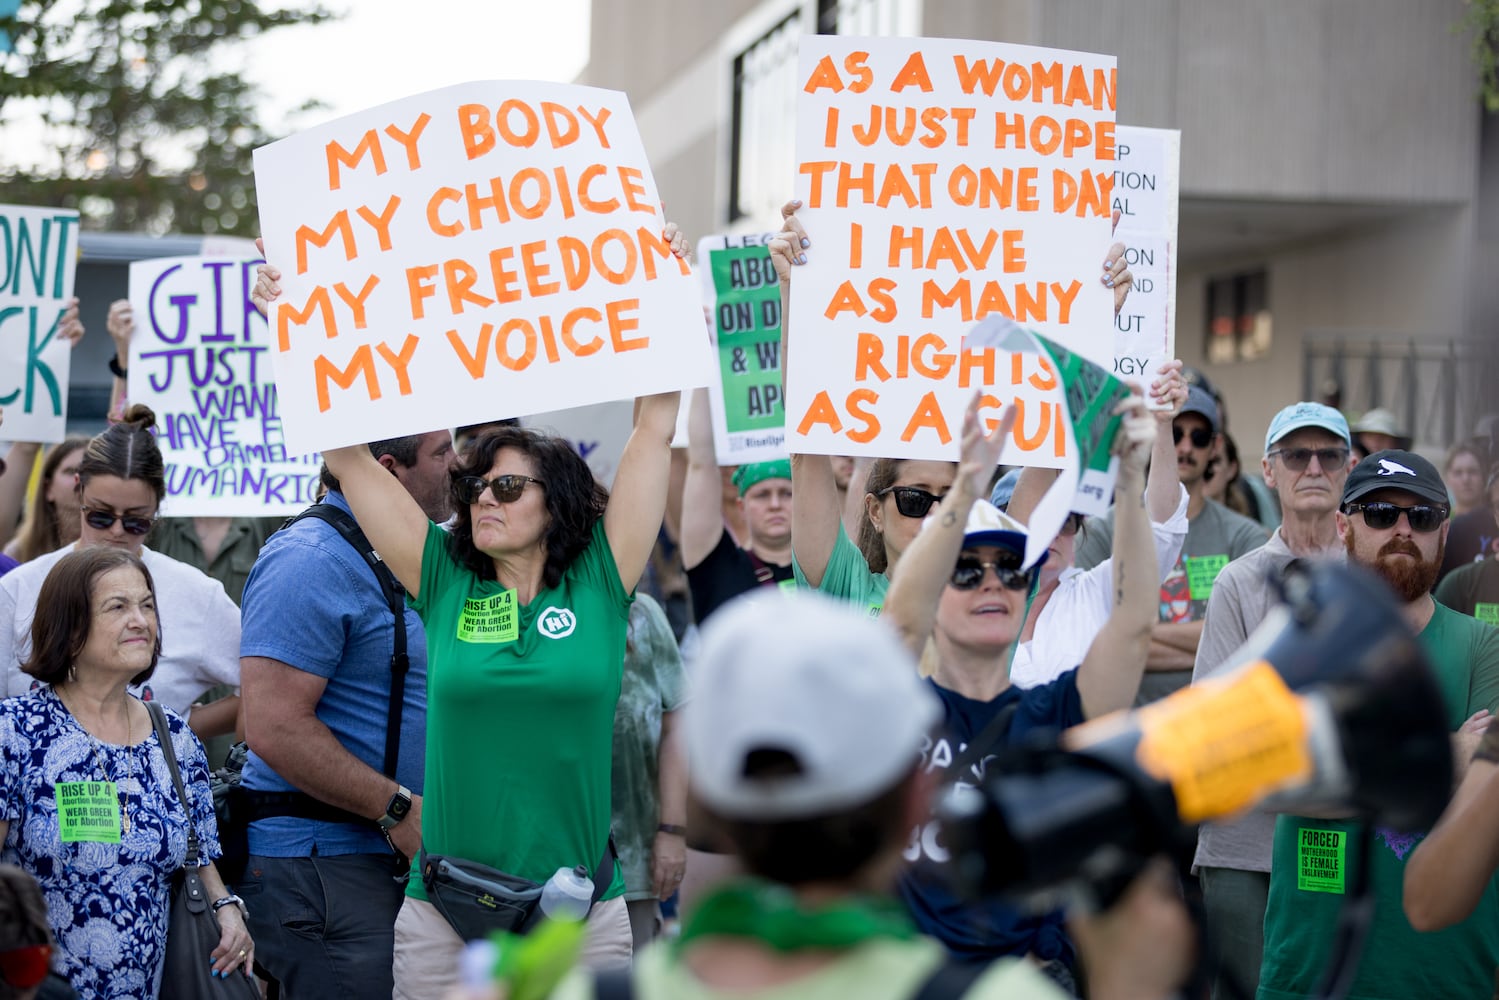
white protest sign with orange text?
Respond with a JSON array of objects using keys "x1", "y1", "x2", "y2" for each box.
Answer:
[
  {"x1": 788, "y1": 36, "x2": 1116, "y2": 467},
  {"x1": 254, "y1": 82, "x2": 712, "y2": 454}
]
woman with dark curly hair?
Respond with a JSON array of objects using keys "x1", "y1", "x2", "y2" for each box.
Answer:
[{"x1": 302, "y1": 225, "x2": 691, "y2": 998}]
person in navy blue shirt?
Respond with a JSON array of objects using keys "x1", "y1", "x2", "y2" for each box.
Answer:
[{"x1": 882, "y1": 393, "x2": 1161, "y2": 991}]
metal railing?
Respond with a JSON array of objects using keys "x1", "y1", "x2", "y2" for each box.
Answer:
[{"x1": 1301, "y1": 333, "x2": 1499, "y2": 450}]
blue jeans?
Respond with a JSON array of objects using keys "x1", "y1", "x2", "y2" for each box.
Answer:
[{"x1": 239, "y1": 853, "x2": 407, "y2": 999}]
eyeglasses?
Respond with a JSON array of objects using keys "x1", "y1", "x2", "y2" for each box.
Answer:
[
  {"x1": 80, "y1": 505, "x2": 154, "y2": 536},
  {"x1": 454, "y1": 474, "x2": 545, "y2": 505},
  {"x1": 950, "y1": 555, "x2": 1032, "y2": 591},
  {"x1": 1173, "y1": 426, "x2": 1214, "y2": 449},
  {"x1": 0, "y1": 943, "x2": 52, "y2": 989},
  {"x1": 877, "y1": 486, "x2": 947, "y2": 519},
  {"x1": 1268, "y1": 447, "x2": 1350, "y2": 472},
  {"x1": 1343, "y1": 501, "x2": 1448, "y2": 533},
  {"x1": 1059, "y1": 513, "x2": 1085, "y2": 537}
]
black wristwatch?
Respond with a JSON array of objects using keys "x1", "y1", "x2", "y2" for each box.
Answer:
[{"x1": 377, "y1": 785, "x2": 412, "y2": 831}]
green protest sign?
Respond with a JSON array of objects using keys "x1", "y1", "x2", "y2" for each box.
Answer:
[{"x1": 700, "y1": 234, "x2": 786, "y2": 463}]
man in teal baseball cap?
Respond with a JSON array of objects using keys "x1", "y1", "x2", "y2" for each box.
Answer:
[{"x1": 1191, "y1": 399, "x2": 1353, "y2": 1000}]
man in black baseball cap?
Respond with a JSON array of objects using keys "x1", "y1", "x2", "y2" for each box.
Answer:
[{"x1": 1256, "y1": 448, "x2": 1499, "y2": 1000}]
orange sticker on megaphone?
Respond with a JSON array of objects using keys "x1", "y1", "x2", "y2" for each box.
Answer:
[{"x1": 1133, "y1": 661, "x2": 1312, "y2": 823}]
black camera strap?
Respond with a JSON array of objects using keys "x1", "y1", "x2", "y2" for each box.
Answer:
[
  {"x1": 244, "y1": 502, "x2": 410, "y2": 827},
  {"x1": 948, "y1": 700, "x2": 1021, "y2": 786},
  {"x1": 283, "y1": 502, "x2": 410, "y2": 779}
]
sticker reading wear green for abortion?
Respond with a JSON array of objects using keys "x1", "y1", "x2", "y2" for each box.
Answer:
[
  {"x1": 1476, "y1": 603, "x2": 1499, "y2": 626},
  {"x1": 1184, "y1": 554, "x2": 1230, "y2": 601},
  {"x1": 56, "y1": 781, "x2": 121, "y2": 843},
  {"x1": 1297, "y1": 827, "x2": 1345, "y2": 893},
  {"x1": 457, "y1": 591, "x2": 519, "y2": 644}
]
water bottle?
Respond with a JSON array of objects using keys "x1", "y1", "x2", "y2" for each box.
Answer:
[{"x1": 539, "y1": 865, "x2": 593, "y2": 921}]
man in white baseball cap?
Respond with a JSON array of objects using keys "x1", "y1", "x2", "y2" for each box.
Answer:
[{"x1": 555, "y1": 591, "x2": 1070, "y2": 999}]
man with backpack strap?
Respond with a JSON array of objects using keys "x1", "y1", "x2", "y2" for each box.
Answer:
[{"x1": 238, "y1": 432, "x2": 454, "y2": 997}]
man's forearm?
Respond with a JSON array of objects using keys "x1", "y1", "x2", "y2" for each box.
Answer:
[{"x1": 249, "y1": 713, "x2": 398, "y2": 819}]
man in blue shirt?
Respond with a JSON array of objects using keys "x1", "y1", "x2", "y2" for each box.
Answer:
[{"x1": 239, "y1": 430, "x2": 454, "y2": 997}]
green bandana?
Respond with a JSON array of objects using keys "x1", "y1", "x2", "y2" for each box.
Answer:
[
  {"x1": 677, "y1": 879, "x2": 917, "y2": 952},
  {"x1": 732, "y1": 459, "x2": 793, "y2": 496}
]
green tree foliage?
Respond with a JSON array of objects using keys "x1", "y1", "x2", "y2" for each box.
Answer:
[
  {"x1": 0, "y1": 0, "x2": 335, "y2": 234},
  {"x1": 1463, "y1": 0, "x2": 1499, "y2": 113}
]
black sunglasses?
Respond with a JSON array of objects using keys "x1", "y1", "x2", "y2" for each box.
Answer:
[
  {"x1": 1343, "y1": 501, "x2": 1448, "y2": 533},
  {"x1": 81, "y1": 505, "x2": 154, "y2": 536},
  {"x1": 877, "y1": 485, "x2": 947, "y2": 519},
  {"x1": 1268, "y1": 447, "x2": 1350, "y2": 472},
  {"x1": 1173, "y1": 425, "x2": 1214, "y2": 449},
  {"x1": 455, "y1": 474, "x2": 545, "y2": 505},
  {"x1": 950, "y1": 555, "x2": 1032, "y2": 592}
]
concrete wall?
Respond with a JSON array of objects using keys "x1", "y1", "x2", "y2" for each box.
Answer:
[{"x1": 1178, "y1": 205, "x2": 1474, "y2": 461}]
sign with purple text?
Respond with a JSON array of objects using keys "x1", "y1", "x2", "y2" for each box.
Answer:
[{"x1": 128, "y1": 256, "x2": 321, "y2": 515}]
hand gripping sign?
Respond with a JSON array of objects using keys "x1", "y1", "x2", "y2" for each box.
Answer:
[{"x1": 253, "y1": 81, "x2": 713, "y2": 455}]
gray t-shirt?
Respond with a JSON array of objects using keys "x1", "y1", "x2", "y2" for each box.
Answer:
[
  {"x1": 1189, "y1": 529, "x2": 1346, "y2": 873},
  {"x1": 1076, "y1": 498, "x2": 1269, "y2": 702}
]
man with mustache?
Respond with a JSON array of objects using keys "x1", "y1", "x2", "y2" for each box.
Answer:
[{"x1": 1255, "y1": 450, "x2": 1499, "y2": 1000}]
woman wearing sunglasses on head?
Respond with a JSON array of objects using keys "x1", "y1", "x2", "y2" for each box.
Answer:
[
  {"x1": 880, "y1": 392, "x2": 1159, "y2": 989},
  {"x1": 768, "y1": 200, "x2": 1131, "y2": 618},
  {"x1": 295, "y1": 225, "x2": 691, "y2": 996},
  {"x1": 0, "y1": 407, "x2": 243, "y2": 740}
]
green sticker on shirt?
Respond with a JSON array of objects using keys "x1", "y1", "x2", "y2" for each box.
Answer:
[
  {"x1": 457, "y1": 591, "x2": 519, "y2": 644},
  {"x1": 778, "y1": 578, "x2": 798, "y2": 593},
  {"x1": 1297, "y1": 827, "x2": 1345, "y2": 893},
  {"x1": 1476, "y1": 603, "x2": 1499, "y2": 626},
  {"x1": 56, "y1": 781, "x2": 121, "y2": 843},
  {"x1": 1184, "y1": 554, "x2": 1230, "y2": 601}
]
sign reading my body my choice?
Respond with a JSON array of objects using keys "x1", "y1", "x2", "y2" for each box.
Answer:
[
  {"x1": 0, "y1": 205, "x2": 80, "y2": 443},
  {"x1": 253, "y1": 81, "x2": 713, "y2": 455},
  {"x1": 787, "y1": 36, "x2": 1117, "y2": 468},
  {"x1": 128, "y1": 256, "x2": 322, "y2": 516}
]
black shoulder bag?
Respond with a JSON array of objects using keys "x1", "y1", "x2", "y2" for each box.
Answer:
[
  {"x1": 149, "y1": 702, "x2": 260, "y2": 999},
  {"x1": 213, "y1": 502, "x2": 411, "y2": 884}
]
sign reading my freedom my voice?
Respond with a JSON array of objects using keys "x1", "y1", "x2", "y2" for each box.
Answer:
[
  {"x1": 128, "y1": 256, "x2": 321, "y2": 516},
  {"x1": 0, "y1": 205, "x2": 80, "y2": 443},
  {"x1": 253, "y1": 82, "x2": 712, "y2": 454},
  {"x1": 788, "y1": 36, "x2": 1117, "y2": 468}
]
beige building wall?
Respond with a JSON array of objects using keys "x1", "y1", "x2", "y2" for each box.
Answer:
[{"x1": 583, "y1": 0, "x2": 1492, "y2": 458}]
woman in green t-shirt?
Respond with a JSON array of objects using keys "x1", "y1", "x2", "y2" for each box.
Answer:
[{"x1": 313, "y1": 229, "x2": 692, "y2": 997}]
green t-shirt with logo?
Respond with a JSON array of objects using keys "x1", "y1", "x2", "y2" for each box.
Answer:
[
  {"x1": 1258, "y1": 602, "x2": 1499, "y2": 999},
  {"x1": 791, "y1": 523, "x2": 888, "y2": 619},
  {"x1": 407, "y1": 518, "x2": 629, "y2": 901}
]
